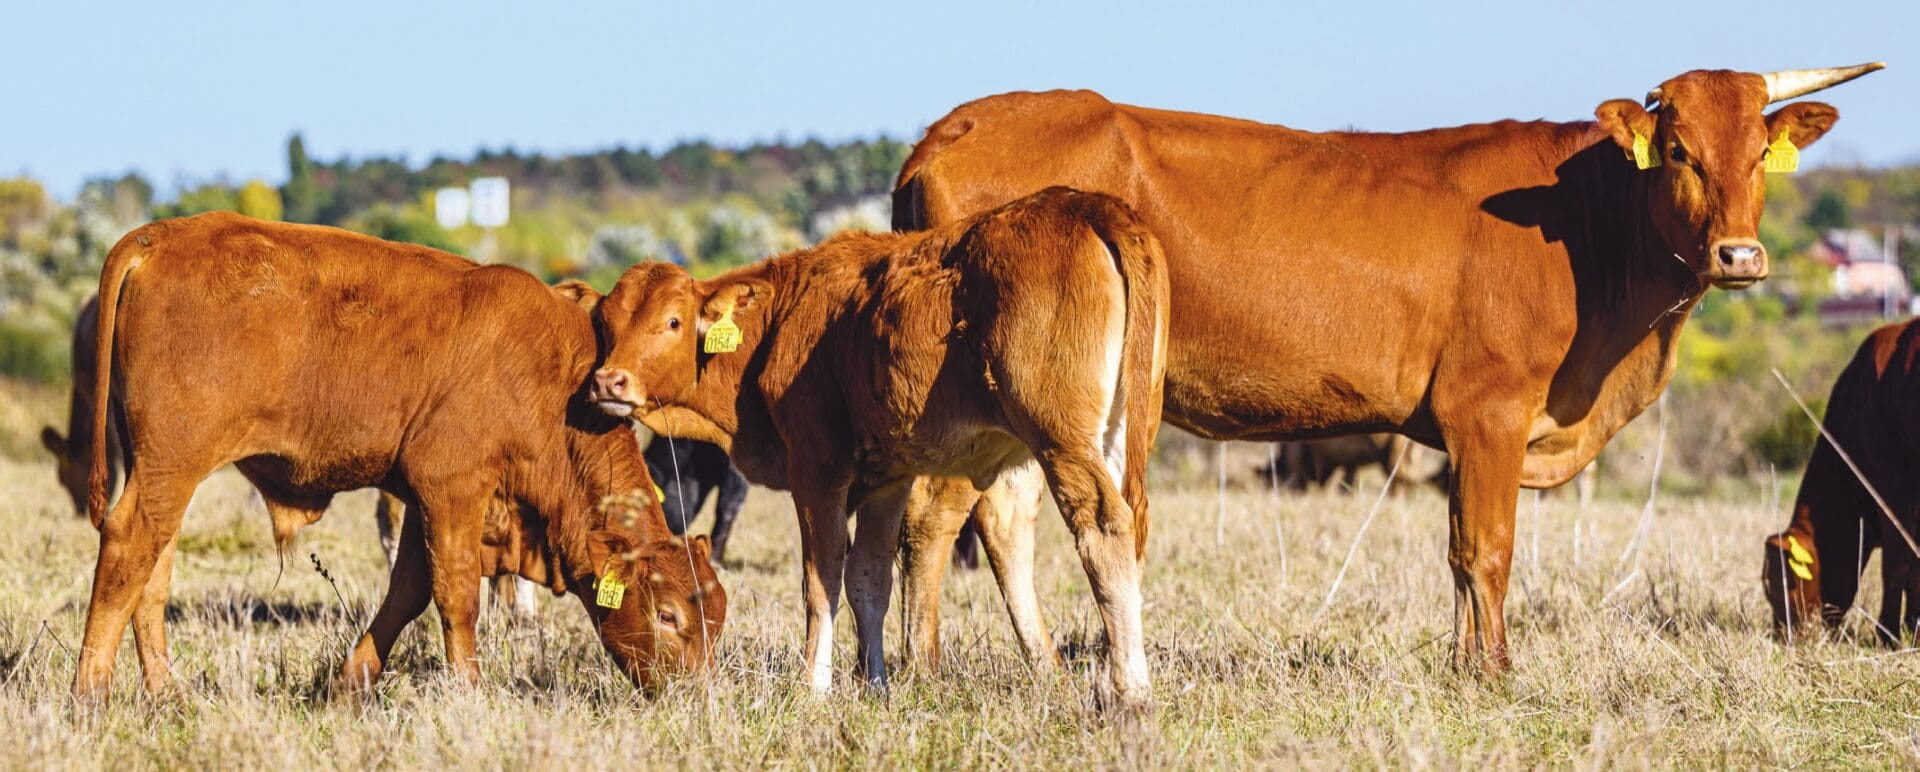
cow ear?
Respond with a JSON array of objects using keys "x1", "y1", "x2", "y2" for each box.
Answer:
[
  {"x1": 1595, "y1": 99, "x2": 1658, "y2": 162},
  {"x1": 689, "y1": 533, "x2": 712, "y2": 561},
  {"x1": 552, "y1": 279, "x2": 604, "y2": 313},
  {"x1": 699, "y1": 279, "x2": 771, "y2": 325},
  {"x1": 1767, "y1": 102, "x2": 1839, "y2": 150},
  {"x1": 40, "y1": 427, "x2": 65, "y2": 457},
  {"x1": 586, "y1": 529, "x2": 635, "y2": 576}
]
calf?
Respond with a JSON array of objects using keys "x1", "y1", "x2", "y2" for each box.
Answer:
[
  {"x1": 1765, "y1": 319, "x2": 1920, "y2": 641},
  {"x1": 73, "y1": 212, "x2": 725, "y2": 697},
  {"x1": 587, "y1": 187, "x2": 1168, "y2": 707}
]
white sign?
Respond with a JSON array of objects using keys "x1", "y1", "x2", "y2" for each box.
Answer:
[
  {"x1": 470, "y1": 177, "x2": 510, "y2": 228},
  {"x1": 434, "y1": 187, "x2": 470, "y2": 230}
]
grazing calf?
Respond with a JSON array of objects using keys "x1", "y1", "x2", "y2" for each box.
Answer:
[
  {"x1": 587, "y1": 188, "x2": 1168, "y2": 707},
  {"x1": 73, "y1": 212, "x2": 725, "y2": 698},
  {"x1": 645, "y1": 435, "x2": 750, "y2": 564},
  {"x1": 41, "y1": 294, "x2": 123, "y2": 516},
  {"x1": 1764, "y1": 319, "x2": 1920, "y2": 641}
]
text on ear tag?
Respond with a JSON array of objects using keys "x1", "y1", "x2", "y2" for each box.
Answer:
[
  {"x1": 1765, "y1": 130, "x2": 1799, "y2": 174},
  {"x1": 1632, "y1": 132, "x2": 1661, "y2": 170},
  {"x1": 596, "y1": 560, "x2": 627, "y2": 609},
  {"x1": 704, "y1": 309, "x2": 742, "y2": 353}
]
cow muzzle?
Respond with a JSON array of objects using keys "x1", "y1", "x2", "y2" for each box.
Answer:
[
  {"x1": 591, "y1": 368, "x2": 641, "y2": 416},
  {"x1": 1709, "y1": 239, "x2": 1768, "y2": 289}
]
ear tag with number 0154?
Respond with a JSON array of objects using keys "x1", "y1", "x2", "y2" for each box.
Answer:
[
  {"x1": 596, "y1": 560, "x2": 627, "y2": 609},
  {"x1": 704, "y1": 308, "x2": 741, "y2": 354},
  {"x1": 1632, "y1": 132, "x2": 1661, "y2": 170},
  {"x1": 1765, "y1": 130, "x2": 1799, "y2": 174}
]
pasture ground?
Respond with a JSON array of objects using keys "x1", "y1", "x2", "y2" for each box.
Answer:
[{"x1": 0, "y1": 454, "x2": 1915, "y2": 768}]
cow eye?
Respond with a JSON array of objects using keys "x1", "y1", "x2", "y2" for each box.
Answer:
[
  {"x1": 668, "y1": 317, "x2": 682, "y2": 331},
  {"x1": 657, "y1": 608, "x2": 678, "y2": 627},
  {"x1": 1668, "y1": 144, "x2": 1687, "y2": 163}
]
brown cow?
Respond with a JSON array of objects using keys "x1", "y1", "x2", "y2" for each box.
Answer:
[
  {"x1": 893, "y1": 64, "x2": 1882, "y2": 673},
  {"x1": 45, "y1": 296, "x2": 540, "y2": 619},
  {"x1": 587, "y1": 188, "x2": 1168, "y2": 707},
  {"x1": 73, "y1": 212, "x2": 725, "y2": 697},
  {"x1": 1764, "y1": 319, "x2": 1920, "y2": 642}
]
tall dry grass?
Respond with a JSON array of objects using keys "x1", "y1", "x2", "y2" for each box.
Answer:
[{"x1": 0, "y1": 452, "x2": 1914, "y2": 768}]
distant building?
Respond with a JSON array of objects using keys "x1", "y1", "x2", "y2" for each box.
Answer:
[{"x1": 1810, "y1": 228, "x2": 1910, "y2": 324}]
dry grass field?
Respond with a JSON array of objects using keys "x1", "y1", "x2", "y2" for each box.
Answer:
[{"x1": 1, "y1": 450, "x2": 1916, "y2": 768}]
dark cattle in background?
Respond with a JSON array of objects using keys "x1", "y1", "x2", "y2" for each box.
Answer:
[
  {"x1": 1764, "y1": 319, "x2": 1920, "y2": 640},
  {"x1": 645, "y1": 435, "x2": 750, "y2": 563}
]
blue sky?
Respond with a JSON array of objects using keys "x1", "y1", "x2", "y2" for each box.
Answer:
[{"x1": 2, "y1": 0, "x2": 1911, "y2": 197}]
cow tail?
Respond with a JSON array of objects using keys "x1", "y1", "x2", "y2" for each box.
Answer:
[
  {"x1": 88, "y1": 227, "x2": 150, "y2": 526},
  {"x1": 1086, "y1": 195, "x2": 1169, "y2": 560}
]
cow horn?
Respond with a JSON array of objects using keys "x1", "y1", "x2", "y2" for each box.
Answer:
[
  {"x1": 1643, "y1": 86, "x2": 1664, "y2": 108},
  {"x1": 1762, "y1": 62, "x2": 1885, "y2": 103}
]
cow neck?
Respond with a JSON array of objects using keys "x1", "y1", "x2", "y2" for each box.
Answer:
[
  {"x1": 1517, "y1": 129, "x2": 1706, "y2": 482},
  {"x1": 668, "y1": 256, "x2": 802, "y2": 439},
  {"x1": 557, "y1": 382, "x2": 677, "y2": 582}
]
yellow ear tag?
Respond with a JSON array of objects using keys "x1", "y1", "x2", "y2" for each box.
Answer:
[
  {"x1": 703, "y1": 309, "x2": 741, "y2": 354},
  {"x1": 595, "y1": 560, "x2": 627, "y2": 609},
  {"x1": 1786, "y1": 535, "x2": 1814, "y2": 565},
  {"x1": 1789, "y1": 559, "x2": 1814, "y2": 582},
  {"x1": 1632, "y1": 132, "x2": 1662, "y2": 170},
  {"x1": 652, "y1": 482, "x2": 665, "y2": 504},
  {"x1": 1764, "y1": 130, "x2": 1799, "y2": 174}
]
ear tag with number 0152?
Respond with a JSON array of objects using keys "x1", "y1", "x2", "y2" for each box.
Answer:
[
  {"x1": 704, "y1": 308, "x2": 741, "y2": 354},
  {"x1": 1765, "y1": 130, "x2": 1799, "y2": 174},
  {"x1": 596, "y1": 560, "x2": 627, "y2": 609},
  {"x1": 1632, "y1": 132, "x2": 1661, "y2": 170}
]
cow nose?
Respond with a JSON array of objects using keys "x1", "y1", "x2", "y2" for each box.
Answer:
[
  {"x1": 594, "y1": 368, "x2": 632, "y2": 400},
  {"x1": 1710, "y1": 239, "x2": 1768, "y2": 282}
]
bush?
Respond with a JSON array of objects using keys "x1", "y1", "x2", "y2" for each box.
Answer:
[
  {"x1": 0, "y1": 319, "x2": 66, "y2": 385},
  {"x1": 1749, "y1": 397, "x2": 1824, "y2": 472}
]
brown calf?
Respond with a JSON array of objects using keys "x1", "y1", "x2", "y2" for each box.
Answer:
[
  {"x1": 588, "y1": 188, "x2": 1168, "y2": 707},
  {"x1": 73, "y1": 212, "x2": 724, "y2": 698}
]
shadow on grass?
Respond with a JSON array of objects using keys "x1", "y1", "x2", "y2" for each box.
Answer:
[{"x1": 166, "y1": 597, "x2": 347, "y2": 628}]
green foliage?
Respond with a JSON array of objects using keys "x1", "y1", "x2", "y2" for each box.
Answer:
[
  {"x1": 345, "y1": 204, "x2": 459, "y2": 254},
  {"x1": 155, "y1": 183, "x2": 239, "y2": 219},
  {"x1": 0, "y1": 318, "x2": 64, "y2": 384},
  {"x1": 1750, "y1": 396, "x2": 1823, "y2": 471},
  {"x1": 236, "y1": 180, "x2": 282, "y2": 221},
  {"x1": 283, "y1": 133, "x2": 321, "y2": 223},
  {"x1": 1805, "y1": 190, "x2": 1851, "y2": 230}
]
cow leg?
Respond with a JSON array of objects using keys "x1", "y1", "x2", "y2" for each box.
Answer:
[
  {"x1": 128, "y1": 533, "x2": 178, "y2": 694},
  {"x1": 375, "y1": 492, "x2": 404, "y2": 566},
  {"x1": 1879, "y1": 546, "x2": 1914, "y2": 646},
  {"x1": 1035, "y1": 446, "x2": 1149, "y2": 710},
  {"x1": 899, "y1": 476, "x2": 979, "y2": 674},
  {"x1": 75, "y1": 470, "x2": 197, "y2": 697},
  {"x1": 420, "y1": 489, "x2": 487, "y2": 683},
  {"x1": 708, "y1": 464, "x2": 750, "y2": 564},
  {"x1": 1440, "y1": 418, "x2": 1526, "y2": 673},
  {"x1": 976, "y1": 459, "x2": 1060, "y2": 671},
  {"x1": 794, "y1": 486, "x2": 852, "y2": 694},
  {"x1": 847, "y1": 483, "x2": 906, "y2": 689},
  {"x1": 340, "y1": 502, "x2": 432, "y2": 691}
]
